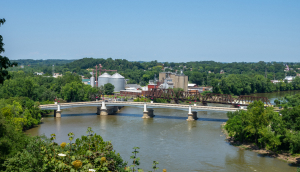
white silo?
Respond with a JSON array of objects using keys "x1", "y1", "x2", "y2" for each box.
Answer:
[
  {"x1": 98, "y1": 72, "x2": 111, "y2": 87},
  {"x1": 90, "y1": 76, "x2": 95, "y2": 87},
  {"x1": 109, "y1": 73, "x2": 125, "y2": 92}
]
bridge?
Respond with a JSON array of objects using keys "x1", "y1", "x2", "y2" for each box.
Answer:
[
  {"x1": 39, "y1": 101, "x2": 243, "y2": 121},
  {"x1": 143, "y1": 89, "x2": 271, "y2": 106}
]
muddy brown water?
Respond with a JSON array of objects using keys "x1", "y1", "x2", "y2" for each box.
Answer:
[{"x1": 26, "y1": 104, "x2": 297, "y2": 172}]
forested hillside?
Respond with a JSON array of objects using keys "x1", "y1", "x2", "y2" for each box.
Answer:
[{"x1": 8, "y1": 58, "x2": 300, "y2": 95}]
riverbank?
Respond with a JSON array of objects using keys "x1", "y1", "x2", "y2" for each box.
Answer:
[{"x1": 221, "y1": 122, "x2": 300, "y2": 165}]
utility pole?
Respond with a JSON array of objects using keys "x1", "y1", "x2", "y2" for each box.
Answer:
[
  {"x1": 265, "y1": 68, "x2": 267, "y2": 79},
  {"x1": 52, "y1": 65, "x2": 55, "y2": 76},
  {"x1": 207, "y1": 73, "x2": 209, "y2": 86}
]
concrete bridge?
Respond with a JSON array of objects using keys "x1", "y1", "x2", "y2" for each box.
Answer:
[{"x1": 39, "y1": 101, "x2": 242, "y2": 121}]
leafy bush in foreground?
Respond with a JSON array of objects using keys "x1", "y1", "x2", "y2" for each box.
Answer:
[
  {"x1": 3, "y1": 127, "x2": 166, "y2": 172},
  {"x1": 4, "y1": 128, "x2": 126, "y2": 171}
]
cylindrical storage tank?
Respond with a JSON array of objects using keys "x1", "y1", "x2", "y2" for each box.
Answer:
[
  {"x1": 90, "y1": 76, "x2": 95, "y2": 87},
  {"x1": 109, "y1": 73, "x2": 125, "y2": 92},
  {"x1": 98, "y1": 72, "x2": 111, "y2": 87}
]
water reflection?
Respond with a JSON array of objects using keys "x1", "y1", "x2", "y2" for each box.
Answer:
[
  {"x1": 251, "y1": 90, "x2": 300, "y2": 104},
  {"x1": 99, "y1": 116, "x2": 108, "y2": 129},
  {"x1": 187, "y1": 120, "x2": 197, "y2": 131},
  {"x1": 143, "y1": 118, "x2": 154, "y2": 125},
  {"x1": 55, "y1": 118, "x2": 61, "y2": 132}
]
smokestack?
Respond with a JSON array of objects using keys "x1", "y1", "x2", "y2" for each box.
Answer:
[
  {"x1": 99, "y1": 64, "x2": 103, "y2": 76},
  {"x1": 96, "y1": 65, "x2": 98, "y2": 87}
]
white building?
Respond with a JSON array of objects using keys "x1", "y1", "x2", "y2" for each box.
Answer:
[
  {"x1": 271, "y1": 76, "x2": 296, "y2": 84},
  {"x1": 35, "y1": 72, "x2": 44, "y2": 75},
  {"x1": 285, "y1": 76, "x2": 296, "y2": 83},
  {"x1": 53, "y1": 73, "x2": 62, "y2": 78}
]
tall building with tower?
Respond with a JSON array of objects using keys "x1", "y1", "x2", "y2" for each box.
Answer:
[{"x1": 158, "y1": 71, "x2": 188, "y2": 91}]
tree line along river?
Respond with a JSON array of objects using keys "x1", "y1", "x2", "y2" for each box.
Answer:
[{"x1": 25, "y1": 90, "x2": 300, "y2": 171}]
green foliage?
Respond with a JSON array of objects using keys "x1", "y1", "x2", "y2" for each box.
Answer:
[
  {"x1": 281, "y1": 105, "x2": 300, "y2": 131},
  {"x1": 0, "y1": 71, "x2": 102, "y2": 102},
  {"x1": 2, "y1": 127, "x2": 163, "y2": 172},
  {"x1": 0, "y1": 97, "x2": 42, "y2": 130},
  {"x1": 226, "y1": 101, "x2": 300, "y2": 154},
  {"x1": 152, "y1": 161, "x2": 159, "y2": 171},
  {"x1": 212, "y1": 74, "x2": 300, "y2": 95},
  {"x1": 104, "y1": 83, "x2": 115, "y2": 95},
  {"x1": 153, "y1": 98, "x2": 168, "y2": 103},
  {"x1": 0, "y1": 18, "x2": 18, "y2": 84},
  {"x1": 3, "y1": 128, "x2": 127, "y2": 171},
  {"x1": 275, "y1": 94, "x2": 300, "y2": 107},
  {"x1": 8, "y1": 58, "x2": 300, "y2": 94},
  {"x1": 134, "y1": 97, "x2": 151, "y2": 102},
  {"x1": 201, "y1": 90, "x2": 212, "y2": 95},
  {"x1": 0, "y1": 113, "x2": 31, "y2": 170},
  {"x1": 128, "y1": 147, "x2": 141, "y2": 172}
]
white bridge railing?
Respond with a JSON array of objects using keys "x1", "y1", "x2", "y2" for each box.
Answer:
[{"x1": 39, "y1": 101, "x2": 240, "y2": 112}]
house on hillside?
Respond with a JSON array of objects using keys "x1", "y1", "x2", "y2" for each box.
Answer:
[{"x1": 35, "y1": 72, "x2": 44, "y2": 75}]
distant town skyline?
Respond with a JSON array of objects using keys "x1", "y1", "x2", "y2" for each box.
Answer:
[{"x1": 1, "y1": 1, "x2": 300, "y2": 62}]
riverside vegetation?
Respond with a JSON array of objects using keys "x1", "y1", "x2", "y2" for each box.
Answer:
[{"x1": 224, "y1": 95, "x2": 300, "y2": 165}]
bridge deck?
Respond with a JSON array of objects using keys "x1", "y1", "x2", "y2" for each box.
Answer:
[{"x1": 39, "y1": 101, "x2": 241, "y2": 112}]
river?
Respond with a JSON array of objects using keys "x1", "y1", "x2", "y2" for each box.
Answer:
[
  {"x1": 26, "y1": 94, "x2": 299, "y2": 172},
  {"x1": 250, "y1": 90, "x2": 300, "y2": 104}
]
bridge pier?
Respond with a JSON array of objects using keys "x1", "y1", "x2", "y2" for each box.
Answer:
[
  {"x1": 142, "y1": 103, "x2": 155, "y2": 118},
  {"x1": 112, "y1": 106, "x2": 119, "y2": 113},
  {"x1": 100, "y1": 109, "x2": 108, "y2": 115},
  {"x1": 56, "y1": 110, "x2": 62, "y2": 118},
  {"x1": 98, "y1": 101, "x2": 108, "y2": 115},
  {"x1": 142, "y1": 109, "x2": 154, "y2": 118},
  {"x1": 55, "y1": 104, "x2": 62, "y2": 118},
  {"x1": 97, "y1": 101, "x2": 123, "y2": 115},
  {"x1": 187, "y1": 105, "x2": 197, "y2": 121}
]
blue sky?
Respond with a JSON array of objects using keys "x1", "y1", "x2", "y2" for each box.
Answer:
[{"x1": 1, "y1": 0, "x2": 299, "y2": 62}]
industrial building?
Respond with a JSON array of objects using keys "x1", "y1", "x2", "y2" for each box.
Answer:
[
  {"x1": 98, "y1": 72, "x2": 111, "y2": 88},
  {"x1": 90, "y1": 72, "x2": 125, "y2": 92},
  {"x1": 158, "y1": 71, "x2": 188, "y2": 91},
  {"x1": 88, "y1": 64, "x2": 126, "y2": 92},
  {"x1": 108, "y1": 73, "x2": 125, "y2": 92}
]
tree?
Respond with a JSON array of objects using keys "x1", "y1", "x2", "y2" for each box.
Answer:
[
  {"x1": 104, "y1": 83, "x2": 115, "y2": 95},
  {"x1": 61, "y1": 82, "x2": 86, "y2": 102},
  {"x1": 190, "y1": 72, "x2": 203, "y2": 85},
  {"x1": 0, "y1": 18, "x2": 17, "y2": 84}
]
